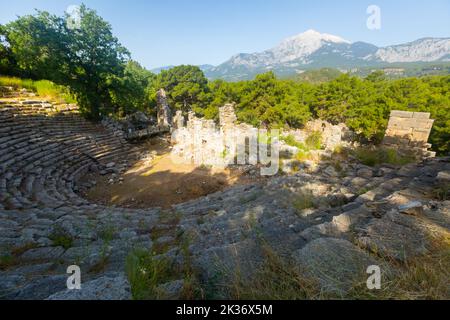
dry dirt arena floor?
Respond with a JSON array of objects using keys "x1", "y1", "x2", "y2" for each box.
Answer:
[{"x1": 80, "y1": 137, "x2": 259, "y2": 208}]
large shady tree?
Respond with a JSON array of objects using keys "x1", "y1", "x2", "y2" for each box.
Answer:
[{"x1": 1, "y1": 4, "x2": 130, "y2": 119}]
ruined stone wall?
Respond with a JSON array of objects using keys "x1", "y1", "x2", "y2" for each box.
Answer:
[
  {"x1": 102, "y1": 89, "x2": 173, "y2": 140},
  {"x1": 171, "y1": 104, "x2": 250, "y2": 167},
  {"x1": 383, "y1": 110, "x2": 435, "y2": 158},
  {"x1": 156, "y1": 89, "x2": 172, "y2": 128},
  {"x1": 283, "y1": 120, "x2": 354, "y2": 151},
  {"x1": 171, "y1": 103, "x2": 354, "y2": 167}
]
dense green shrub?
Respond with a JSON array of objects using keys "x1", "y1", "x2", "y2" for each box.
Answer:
[
  {"x1": 281, "y1": 134, "x2": 306, "y2": 150},
  {"x1": 0, "y1": 5, "x2": 140, "y2": 120},
  {"x1": 0, "y1": 76, "x2": 76, "y2": 103},
  {"x1": 353, "y1": 147, "x2": 415, "y2": 167},
  {"x1": 192, "y1": 72, "x2": 449, "y2": 155},
  {"x1": 305, "y1": 131, "x2": 323, "y2": 150}
]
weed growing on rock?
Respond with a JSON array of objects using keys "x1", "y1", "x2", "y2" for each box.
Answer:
[
  {"x1": 434, "y1": 182, "x2": 450, "y2": 201},
  {"x1": 354, "y1": 147, "x2": 415, "y2": 167},
  {"x1": 305, "y1": 131, "x2": 323, "y2": 150},
  {"x1": 347, "y1": 240, "x2": 450, "y2": 299},
  {"x1": 126, "y1": 248, "x2": 175, "y2": 299},
  {"x1": 293, "y1": 190, "x2": 315, "y2": 213},
  {"x1": 0, "y1": 253, "x2": 15, "y2": 271},
  {"x1": 49, "y1": 229, "x2": 74, "y2": 250},
  {"x1": 229, "y1": 244, "x2": 320, "y2": 299}
]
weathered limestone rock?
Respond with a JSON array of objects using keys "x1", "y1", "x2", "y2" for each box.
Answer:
[
  {"x1": 357, "y1": 210, "x2": 430, "y2": 261},
  {"x1": 157, "y1": 279, "x2": 185, "y2": 300},
  {"x1": 292, "y1": 238, "x2": 379, "y2": 295},
  {"x1": 46, "y1": 273, "x2": 132, "y2": 300},
  {"x1": 219, "y1": 103, "x2": 237, "y2": 128},
  {"x1": 398, "y1": 201, "x2": 423, "y2": 216},
  {"x1": 156, "y1": 88, "x2": 172, "y2": 128},
  {"x1": 0, "y1": 275, "x2": 26, "y2": 299},
  {"x1": 323, "y1": 166, "x2": 339, "y2": 177},
  {"x1": 192, "y1": 239, "x2": 264, "y2": 290},
  {"x1": 12, "y1": 275, "x2": 68, "y2": 300},
  {"x1": 172, "y1": 110, "x2": 184, "y2": 130},
  {"x1": 437, "y1": 171, "x2": 450, "y2": 182},
  {"x1": 357, "y1": 167, "x2": 373, "y2": 178},
  {"x1": 21, "y1": 246, "x2": 65, "y2": 261}
]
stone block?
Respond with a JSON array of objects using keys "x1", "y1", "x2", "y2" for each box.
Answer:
[
  {"x1": 47, "y1": 274, "x2": 131, "y2": 300},
  {"x1": 411, "y1": 130, "x2": 430, "y2": 142},
  {"x1": 398, "y1": 201, "x2": 423, "y2": 216},
  {"x1": 383, "y1": 136, "x2": 408, "y2": 145},
  {"x1": 388, "y1": 117, "x2": 412, "y2": 128},
  {"x1": 413, "y1": 128, "x2": 431, "y2": 134},
  {"x1": 412, "y1": 118, "x2": 434, "y2": 130},
  {"x1": 390, "y1": 110, "x2": 413, "y2": 118},
  {"x1": 292, "y1": 238, "x2": 380, "y2": 294},
  {"x1": 412, "y1": 112, "x2": 430, "y2": 119}
]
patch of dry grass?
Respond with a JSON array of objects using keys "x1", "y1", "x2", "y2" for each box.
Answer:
[
  {"x1": 229, "y1": 245, "x2": 321, "y2": 300},
  {"x1": 227, "y1": 235, "x2": 450, "y2": 300},
  {"x1": 0, "y1": 242, "x2": 39, "y2": 271},
  {"x1": 292, "y1": 190, "x2": 315, "y2": 214},
  {"x1": 347, "y1": 240, "x2": 449, "y2": 300}
]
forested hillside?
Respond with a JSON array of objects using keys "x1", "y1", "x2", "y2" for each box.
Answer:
[{"x1": 158, "y1": 68, "x2": 449, "y2": 155}]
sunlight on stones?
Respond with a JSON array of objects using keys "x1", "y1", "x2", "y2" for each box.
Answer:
[{"x1": 0, "y1": 85, "x2": 449, "y2": 300}]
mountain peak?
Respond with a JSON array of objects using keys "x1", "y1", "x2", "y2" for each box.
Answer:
[
  {"x1": 301, "y1": 29, "x2": 321, "y2": 36},
  {"x1": 204, "y1": 32, "x2": 450, "y2": 81},
  {"x1": 285, "y1": 29, "x2": 351, "y2": 44},
  {"x1": 268, "y1": 30, "x2": 351, "y2": 64}
]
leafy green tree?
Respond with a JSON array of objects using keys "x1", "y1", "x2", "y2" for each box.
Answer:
[
  {"x1": 3, "y1": 5, "x2": 129, "y2": 119},
  {"x1": 108, "y1": 61, "x2": 156, "y2": 117},
  {"x1": 0, "y1": 24, "x2": 17, "y2": 75},
  {"x1": 194, "y1": 79, "x2": 236, "y2": 120},
  {"x1": 365, "y1": 70, "x2": 386, "y2": 82},
  {"x1": 295, "y1": 68, "x2": 342, "y2": 84},
  {"x1": 2, "y1": 12, "x2": 69, "y2": 80},
  {"x1": 155, "y1": 65, "x2": 209, "y2": 113}
]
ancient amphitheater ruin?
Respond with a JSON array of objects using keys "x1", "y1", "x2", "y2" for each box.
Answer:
[{"x1": 0, "y1": 87, "x2": 449, "y2": 299}]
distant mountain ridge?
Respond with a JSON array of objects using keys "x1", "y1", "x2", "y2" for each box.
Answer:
[
  {"x1": 152, "y1": 30, "x2": 450, "y2": 81},
  {"x1": 151, "y1": 64, "x2": 214, "y2": 74}
]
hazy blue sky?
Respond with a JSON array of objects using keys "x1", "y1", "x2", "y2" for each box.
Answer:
[{"x1": 0, "y1": 0, "x2": 449, "y2": 69}]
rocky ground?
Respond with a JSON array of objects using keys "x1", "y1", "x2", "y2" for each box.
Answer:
[
  {"x1": 173, "y1": 157, "x2": 450, "y2": 298},
  {"x1": 1, "y1": 153, "x2": 449, "y2": 299}
]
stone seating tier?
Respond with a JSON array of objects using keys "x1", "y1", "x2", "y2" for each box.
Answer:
[{"x1": 0, "y1": 94, "x2": 132, "y2": 210}]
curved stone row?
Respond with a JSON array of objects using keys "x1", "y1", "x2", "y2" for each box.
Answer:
[
  {"x1": 0, "y1": 98, "x2": 132, "y2": 210},
  {"x1": 0, "y1": 92, "x2": 165, "y2": 299}
]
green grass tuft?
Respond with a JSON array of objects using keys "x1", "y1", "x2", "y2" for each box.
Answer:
[
  {"x1": 126, "y1": 248, "x2": 175, "y2": 300},
  {"x1": 0, "y1": 76, "x2": 76, "y2": 103},
  {"x1": 354, "y1": 147, "x2": 415, "y2": 167},
  {"x1": 305, "y1": 131, "x2": 323, "y2": 150},
  {"x1": 292, "y1": 190, "x2": 315, "y2": 213},
  {"x1": 281, "y1": 134, "x2": 307, "y2": 150},
  {"x1": 49, "y1": 230, "x2": 74, "y2": 250}
]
